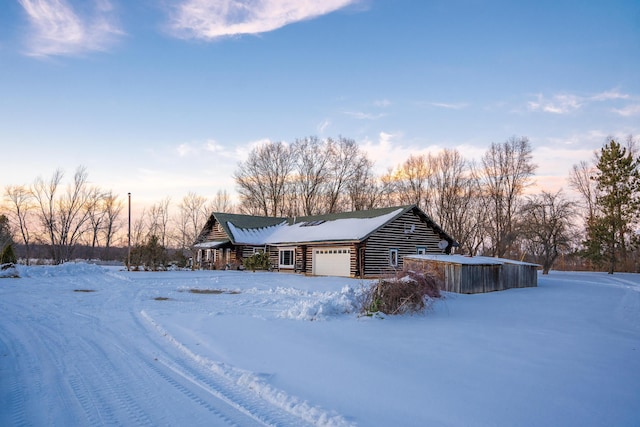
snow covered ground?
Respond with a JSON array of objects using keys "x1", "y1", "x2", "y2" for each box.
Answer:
[{"x1": 1, "y1": 264, "x2": 638, "y2": 427}]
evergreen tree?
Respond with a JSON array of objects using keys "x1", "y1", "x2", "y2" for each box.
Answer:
[
  {"x1": 1, "y1": 244, "x2": 17, "y2": 264},
  {"x1": 141, "y1": 235, "x2": 167, "y2": 271},
  {"x1": 583, "y1": 140, "x2": 640, "y2": 273},
  {"x1": 0, "y1": 214, "x2": 16, "y2": 264}
]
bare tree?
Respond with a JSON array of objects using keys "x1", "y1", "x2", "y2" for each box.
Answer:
[
  {"x1": 148, "y1": 197, "x2": 171, "y2": 247},
  {"x1": 429, "y1": 150, "x2": 485, "y2": 255},
  {"x1": 347, "y1": 156, "x2": 381, "y2": 211},
  {"x1": 568, "y1": 160, "x2": 600, "y2": 223},
  {"x1": 4, "y1": 185, "x2": 34, "y2": 264},
  {"x1": 86, "y1": 186, "x2": 107, "y2": 256},
  {"x1": 394, "y1": 154, "x2": 434, "y2": 209},
  {"x1": 480, "y1": 136, "x2": 537, "y2": 258},
  {"x1": 101, "y1": 191, "x2": 123, "y2": 259},
  {"x1": 378, "y1": 167, "x2": 399, "y2": 208},
  {"x1": 521, "y1": 190, "x2": 576, "y2": 274},
  {"x1": 175, "y1": 192, "x2": 208, "y2": 266},
  {"x1": 291, "y1": 136, "x2": 331, "y2": 216},
  {"x1": 235, "y1": 141, "x2": 294, "y2": 216},
  {"x1": 209, "y1": 189, "x2": 234, "y2": 213},
  {"x1": 324, "y1": 137, "x2": 369, "y2": 213},
  {"x1": 234, "y1": 137, "x2": 375, "y2": 216},
  {"x1": 31, "y1": 167, "x2": 97, "y2": 263},
  {"x1": 32, "y1": 168, "x2": 63, "y2": 260},
  {"x1": 59, "y1": 168, "x2": 96, "y2": 262},
  {"x1": 130, "y1": 207, "x2": 148, "y2": 248}
]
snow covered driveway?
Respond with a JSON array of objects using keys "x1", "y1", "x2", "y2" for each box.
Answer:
[
  {"x1": 0, "y1": 265, "x2": 349, "y2": 426},
  {"x1": 1, "y1": 264, "x2": 639, "y2": 426}
]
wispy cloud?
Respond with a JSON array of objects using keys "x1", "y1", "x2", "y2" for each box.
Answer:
[
  {"x1": 527, "y1": 90, "x2": 631, "y2": 114},
  {"x1": 360, "y1": 132, "x2": 447, "y2": 174},
  {"x1": 317, "y1": 119, "x2": 331, "y2": 133},
  {"x1": 176, "y1": 139, "x2": 231, "y2": 158},
  {"x1": 18, "y1": 0, "x2": 123, "y2": 57},
  {"x1": 169, "y1": 0, "x2": 360, "y2": 40},
  {"x1": 177, "y1": 143, "x2": 195, "y2": 157},
  {"x1": 344, "y1": 111, "x2": 386, "y2": 120},
  {"x1": 613, "y1": 104, "x2": 640, "y2": 117},
  {"x1": 430, "y1": 102, "x2": 469, "y2": 110},
  {"x1": 591, "y1": 90, "x2": 629, "y2": 101},
  {"x1": 373, "y1": 99, "x2": 391, "y2": 108},
  {"x1": 528, "y1": 93, "x2": 582, "y2": 114}
]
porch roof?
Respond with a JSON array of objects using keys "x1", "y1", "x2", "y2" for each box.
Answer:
[{"x1": 193, "y1": 239, "x2": 230, "y2": 249}]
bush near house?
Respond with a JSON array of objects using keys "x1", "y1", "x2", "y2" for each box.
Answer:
[
  {"x1": 243, "y1": 251, "x2": 271, "y2": 271},
  {"x1": 362, "y1": 267, "x2": 443, "y2": 315}
]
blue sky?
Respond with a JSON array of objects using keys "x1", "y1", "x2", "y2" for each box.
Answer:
[{"x1": 1, "y1": 0, "x2": 639, "y2": 207}]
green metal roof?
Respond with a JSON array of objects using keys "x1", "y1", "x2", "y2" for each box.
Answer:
[
  {"x1": 210, "y1": 212, "x2": 286, "y2": 244},
  {"x1": 196, "y1": 205, "x2": 458, "y2": 247}
]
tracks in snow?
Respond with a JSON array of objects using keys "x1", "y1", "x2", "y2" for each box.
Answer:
[
  {"x1": 0, "y1": 274, "x2": 350, "y2": 427},
  {"x1": 138, "y1": 310, "x2": 350, "y2": 427}
]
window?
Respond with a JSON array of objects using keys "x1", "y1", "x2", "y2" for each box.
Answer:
[
  {"x1": 389, "y1": 248, "x2": 399, "y2": 267},
  {"x1": 279, "y1": 248, "x2": 295, "y2": 268},
  {"x1": 416, "y1": 246, "x2": 427, "y2": 255}
]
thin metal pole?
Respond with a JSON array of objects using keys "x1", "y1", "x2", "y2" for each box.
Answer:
[{"x1": 127, "y1": 192, "x2": 131, "y2": 271}]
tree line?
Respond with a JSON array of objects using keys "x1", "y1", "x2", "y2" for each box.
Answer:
[
  {"x1": 234, "y1": 135, "x2": 639, "y2": 273},
  {"x1": 1, "y1": 166, "x2": 232, "y2": 267},
  {"x1": 1, "y1": 135, "x2": 638, "y2": 273}
]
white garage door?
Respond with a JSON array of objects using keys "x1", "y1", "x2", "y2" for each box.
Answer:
[{"x1": 313, "y1": 247, "x2": 351, "y2": 277}]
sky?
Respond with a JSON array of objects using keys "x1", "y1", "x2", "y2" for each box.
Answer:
[{"x1": 1, "y1": 0, "x2": 639, "y2": 209}]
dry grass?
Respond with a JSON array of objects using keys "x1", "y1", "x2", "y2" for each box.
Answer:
[
  {"x1": 185, "y1": 289, "x2": 241, "y2": 295},
  {"x1": 362, "y1": 266, "x2": 443, "y2": 315}
]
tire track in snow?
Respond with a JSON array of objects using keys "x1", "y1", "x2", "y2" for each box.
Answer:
[
  {"x1": 140, "y1": 310, "x2": 352, "y2": 427},
  {"x1": 0, "y1": 334, "x2": 28, "y2": 427},
  {"x1": 0, "y1": 301, "x2": 53, "y2": 426},
  {"x1": 23, "y1": 315, "x2": 122, "y2": 426},
  {"x1": 77, "y1": 337, "x2": 154, "y2": 426},
  {"x1": 141, "y1": 358, "x2": 247, "y2": 427},
  {"x1": 0, "y1": 301, "x2": 89, "y2": 425},
  {"x1": 138, "y1": 311, "x2": 302, "y2": 427},
  {"x1": 60, "y1": 308, "x2": 251, "y2": 426}
]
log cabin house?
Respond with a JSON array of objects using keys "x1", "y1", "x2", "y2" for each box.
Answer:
[{"x1": 192, "y1": 205, "x2": 457, "y2": 278}]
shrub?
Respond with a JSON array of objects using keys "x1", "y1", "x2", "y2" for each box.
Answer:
[
  {"x1": 243, "y1": 251, "x2": 271, "y2": 271},
  {"x1": 0, "y1": 244, "x2": 17, "y2": 264},
  {"x1": 127, "y1": 235, "x2": 167, "y2": 271},
  {"x1": 361, "y1": 267, "x2": 443, "y2": 315}
]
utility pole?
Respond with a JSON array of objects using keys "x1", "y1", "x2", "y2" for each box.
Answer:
[{"x1": 127, "y1": 192, "x2": 131, "y2": 271}]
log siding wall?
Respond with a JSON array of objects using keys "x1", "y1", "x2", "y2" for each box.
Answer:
[{"x1": 363, "y1": 211, "x2": 445, "y2": 277}]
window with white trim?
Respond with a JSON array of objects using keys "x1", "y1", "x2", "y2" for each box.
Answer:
[
  {"x1": 389, "y1": 248, "x2": 399, "y2": 267},
  {"x1": 279, "y1": 248, "x2": 295, "y2": 268},
  {"x1": 416, "y1": 246, "x2": 427, "y2": 255}
]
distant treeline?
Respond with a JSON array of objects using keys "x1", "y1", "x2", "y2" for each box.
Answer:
[{"x1": 2, "y1": 135, "x2": 639, "y2": 273}]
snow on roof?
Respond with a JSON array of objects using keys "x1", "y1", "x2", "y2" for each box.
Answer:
[
  {"x1": 406, "y1": 254, "x2": 539, "y2": 266},
  {"x1": 226, "y1": 222, "x2": 287, "y2": 245},
  {"x1": 193, "y1": 240, "x2": 230, "y2": 249},
  {"x1": 227, "y1": 208, "x2": 403, "y2": 245}
]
